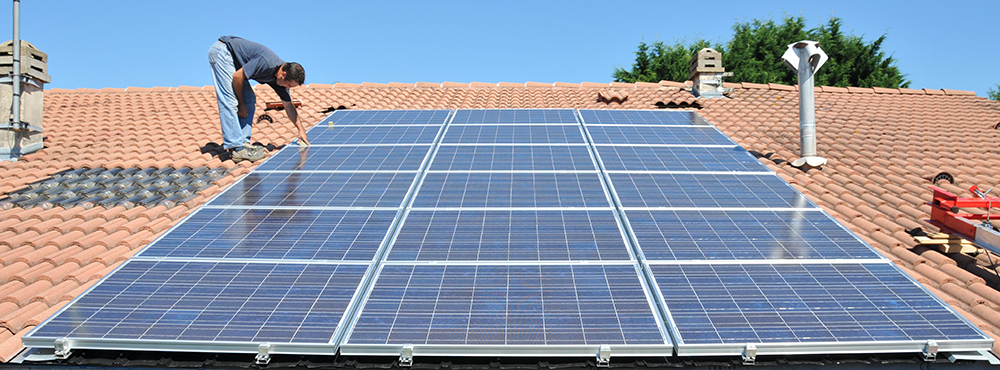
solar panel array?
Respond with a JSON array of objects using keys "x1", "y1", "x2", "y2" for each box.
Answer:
[{"x1": 25, "y1": 110, "x2": 991, "y2": 362}]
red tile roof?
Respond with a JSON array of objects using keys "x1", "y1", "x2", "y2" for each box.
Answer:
[{"x1": 2, "y1": 80, "x2": 1000, "y2": 361}]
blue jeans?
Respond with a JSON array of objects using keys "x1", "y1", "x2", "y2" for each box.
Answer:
[{"x1": 209, "y1": 41, "x2": 256, "y2": 150}]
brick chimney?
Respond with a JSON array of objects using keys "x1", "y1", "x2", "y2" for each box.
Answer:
[{"x1": 688, "y1": 48, "x2": 731, "y2": 98}]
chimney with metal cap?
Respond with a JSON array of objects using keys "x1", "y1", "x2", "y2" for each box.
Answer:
[
  {"x1": 1, "y1": 0, "x2": 48, "y2": 161},
  {"x1": 689, "y1": 48, "x2": 732, "y2": 98},
  {"x1": 781, "y1": 40, "x2": 828, "y2": 168}
]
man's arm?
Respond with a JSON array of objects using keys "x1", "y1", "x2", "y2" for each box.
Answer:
[
  {"x1": 233, "y1": 68, "x2": 248, "y2": 117},
  {"x1": 283, "y1": 100, "x2": 310, "y2": 146}
]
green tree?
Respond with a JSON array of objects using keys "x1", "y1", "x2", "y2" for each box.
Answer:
[
  {"x1": 989, "y1": 85, "x2": 1000, "y2": 100},
  {"x1": 615, "y1": 16, "x2": 911, "y2": 88},
  {"x1": 613, "y1": 39, "x2": 717, "y2": 83}
]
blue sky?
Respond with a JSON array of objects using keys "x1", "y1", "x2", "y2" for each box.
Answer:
[{"x1": 6, "y1": 0, "x2": 999, "y2": 96}]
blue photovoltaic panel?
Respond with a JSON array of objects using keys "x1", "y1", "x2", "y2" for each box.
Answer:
[
  {"x1": 587, "y1": 125, "x2": 736, "y2": 146},
  {"x1": 579, "y1": 110, "x2": 702, "y2": 125},
  {"x1": 430, "y1": 145, "x2": 596, "y2": 171},
  {"x1": 256, "y1": 145, "x2": 431, "y2": 172},
  {"x1": 652, "y1": 263, "x2": 991, "y2": 345},
  {"x1": 412, "y1": 172, "x2": 609, "y2": 208},
  {"x1": 346, "y1": 264, "x2": 667, "y2": 346},
  {"x1": 610, "y1": 173, "x2": 815, "y2": 209},
  {"x1": 138, "y1": 208, "x2": 396, "y2": 261},
  {"x1": 208, "y1": 172, "x2": 415, "y2": 208},
  {"x1": 442, "y1": 125, "x2": 586, "y2": 144},
  {"x1": 30, "y1": 261, "x2": 367, "y2": 343},
  {"x1": 320, "y1": 110, "x2": 451, "y2": 126},
  {"x1": 306, "y1": 125, "x2": 442, "y2": 145},
  {"x1": 597, "y1": 146, "x2": 768, "y2": 172},
  {"x1": 625, "y1": 210, "x2": 883, "y2": 260},
  {"x1": 451, "y1": 109, "x2": 578, "y2": 124},
  {"x1": 387, "y1": 210, "x2": 631, "y2": 261}
]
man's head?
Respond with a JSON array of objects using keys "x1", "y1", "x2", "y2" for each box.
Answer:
[{"x1": 275, "y1": 62, "x2": 305, "y2": 88}]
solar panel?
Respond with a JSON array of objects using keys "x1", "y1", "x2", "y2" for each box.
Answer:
[
  {"x1": 306, "y1": 125, "x2": 442, "y2": 145},
  {"x1": 138, "y1": 208, "x2": 397, "y2": 261},
  {"x1": 579, "y1": 110, "x2": 704, "y2": 125},
  {"x1": 597, "y1": 145, "x2": 769, "y2": 172},
  {"x1": 386, "y1": 210, "x2": 632, "y2": 261},
  {"x1": 26, "y1": 109, "x2": 992, "y2": 362},
  {"x1": 28, "y1": 260, "x2": 368, "y2": 351},
  {"x1": 587, "y1": 125, "x2": 736, "y2": 146},
  {"x1": 430, "y1": 145, "x2": 596, "y2": 171},
  {"x1": 208, "y1": 172, "x2": 417, "y2": 208},
  {"x1": 442, "y1": 125, "x2": 586, "y2": 144},
  {"x1": 320, "y1": 110, "x2": 451, "y2": 126},
  {"x1": 626, "y1": 210, "x2": 884, "y2": 260},
  {"x1": 451, "y1": 109, "x2": 578, "y2": 124},
  {"x1": 412, "y1": 172, "x2": 610, "y2": 208},
  {"x1": 650, "y1": 262, "x2": 992, "y2": 356},
  {"x1": 256, "y1": 145, "x2": 431, "y2": 172},
  {"x1": 341, "y1": 264, "x2": 670, "y2": 355},
  {"x1": 609, "y1": 173, "x2": 815, "y2": 208}
]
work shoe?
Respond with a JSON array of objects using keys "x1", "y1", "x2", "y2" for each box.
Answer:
[{"x1": 231, "y1": 145, "x2": 265, "y2": 163}]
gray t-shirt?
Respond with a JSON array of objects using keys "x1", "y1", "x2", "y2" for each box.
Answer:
[{"x1": 219, "y1": 36, "x2": 291, "y2": 101}]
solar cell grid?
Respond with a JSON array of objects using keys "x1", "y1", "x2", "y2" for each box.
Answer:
[
  {"x1": 138, "y1": 208, "x2": 396, "y2": 261},
  {"x1": 610, "y1": 173, "x2": 815, "y2": 208},
  {"x1": 387, "y1": 210, "x2": 631, "y2": 261},
  {"x1": 307, "y1": 125, "x2": 442, "y2": 145},
  {"x1": 442, "y1": 125, "x2": 585, "y2": 144},
  {"x1": 652, "y1": 263, "x2": 989, "y2": 347},
  {"x1": 587, "y1": 125, "x2": 736, "y2": 146},
  {"x1": 30, "y1": 261, "x2": 367, "y2": 344},
  {"x1": 256, "y1": 145, "x2": 431, "y2": 172},
  {"x1": 579, "y1": 110, "x2": 700, "y2": 125},
  {"x1": 345, "y1": 264, "x2": 667, "y2": 346},
  {"x1": 429, "y1": 145, "x2": 596, "y2": 171},
  {"x1": 597, "y1": 145, "x2": 768, "y2": 172},
  {"x1": 321, "y1": 110, "x2": 451, "y2": 126},
  {"x1": 451, "y1": 109, "x2": 578, "y2": 124},
  {"x1": 412, "y1": 172, "x2": 610, "y2": 208},
  {"x1": 26, "y1": 109, "x2": 993, "y2": 360},
  {"x1": 626, "y1": 210, "x2": 883, "y2": 260},
  {"x1": 208, "y1": 172, "x2": 416, "y2": 208}
]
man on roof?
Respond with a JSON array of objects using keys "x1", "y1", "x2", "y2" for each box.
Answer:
[{"x1": 208, "y1": 36, "x2": 311, "y2": 163}]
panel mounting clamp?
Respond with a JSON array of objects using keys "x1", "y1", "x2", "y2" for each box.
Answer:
[
  {"x1": 597, "y1": 344, "x2": 611, "y2": 367},
  {"x1": 399, "y1": 345, "x2": 414, "y2": 367},
  {"x1": 742, "y1": 343, "x2": 757, "y2": 365},
  {"x1": 256, "y1": 343, "x2": 272, "y2": 365},
  {"x1": 923, "y1": 340, "x2": 938, "y2": 361},
  {"x1": 53, "y1": 338, "x2": 71, "y2": 359}
]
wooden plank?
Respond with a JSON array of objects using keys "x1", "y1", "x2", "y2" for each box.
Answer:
[
  {"x1": 914, "y1": 236, "x2": 974, "y2": 245},
  {"x1": 935, "y1": 244, "x2": 980, "y2": 254}
]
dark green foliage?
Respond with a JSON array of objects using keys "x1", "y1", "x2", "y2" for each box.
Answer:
[
  {"x1": 613, "y1": 40, "x2": 717, "y2": 83},
  {"x1": 989, "y1": 85, "x2": 1000, "y2": 100},
  {"x1": 725, "y1": 16, "x2": 808, "y2": 85},
  {"x1": 614, "y1": 16, "x2": 911, "y2": 88}
]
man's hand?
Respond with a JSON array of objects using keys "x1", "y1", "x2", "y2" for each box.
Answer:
[
  {"x1": 237, "y1": 103, "x2": 247, "y2": 118},
  {"x1": 297, "y1": 129, "x2": 310, "y2": 146}
]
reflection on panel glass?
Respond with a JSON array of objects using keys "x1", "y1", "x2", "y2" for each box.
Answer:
[
  {"x1": 654, "y1": 263, "x2": 988, "y2": 344},
  {"x1": 348, "y1": 264, "x2": 666, "y2": 345},
  {"x1": 388, "y1": 210, "x2": 631, "y2": 261}
]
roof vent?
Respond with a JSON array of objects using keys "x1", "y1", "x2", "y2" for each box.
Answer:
[
  {"x1": 782, "y1": 40, "x2": 829, "y2": 168},
  {"x1": 688, "y1": 48, "x2": 732, "y2": 98}
]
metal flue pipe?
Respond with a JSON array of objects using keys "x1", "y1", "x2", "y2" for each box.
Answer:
[
  {"x1": 781, "y1": 40, "x2": 828, "y2": 168},
  {"x1": 11, "y1": 0, "x2": 20, "y2": 129}
]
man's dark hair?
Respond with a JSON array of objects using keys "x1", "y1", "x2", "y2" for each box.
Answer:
[{"x1": 282, "y1": 62, "x2": 305, "y2": 84}]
